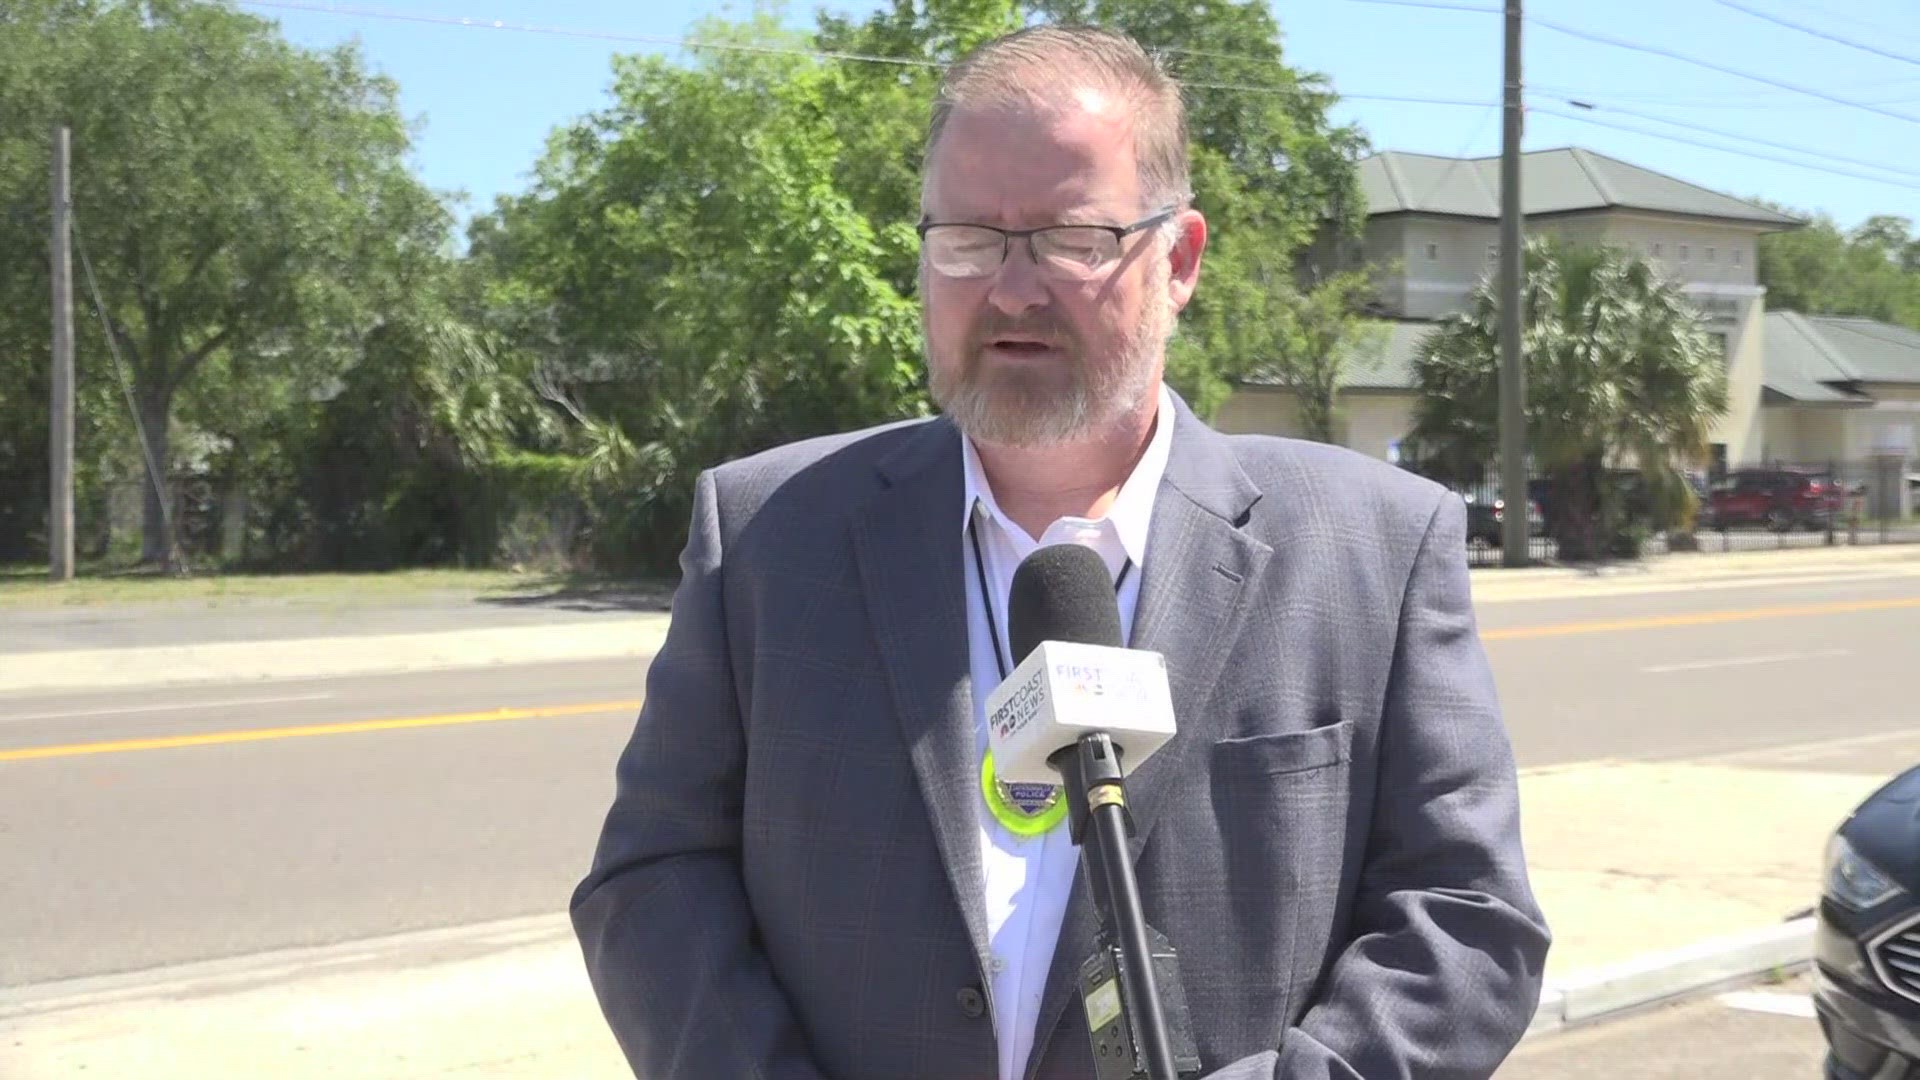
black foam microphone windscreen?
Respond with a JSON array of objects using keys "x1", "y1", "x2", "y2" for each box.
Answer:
[{"x1": 1006, "y1": 542, "x2": 1126, "y2": 665}]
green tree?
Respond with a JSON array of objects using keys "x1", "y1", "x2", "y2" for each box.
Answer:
[
  {"x1": 469, "y1": 0, "x2": 1372, "y2": 569},
  {"x1": 718, "y1": 0, "x2": 1369, "y2": 421},
  {"x1": 471, "y1": 11, "x2": 928, "y2": 570},
  {"x1": 0, "y1": 0, "x2": 452, "y2": 566},
  {"x1": 1243, "y1": 270, "x2": 1382, "y2": 444},
  {"x1": 1029, "y1": 0, "x2": 1370, "y2": 417},
  {"x1": 1759, "y1": 207, "x2": 1920, "y2": 329},
  {"x1": 286, "y1": 305, "x2": 561, "y2": 569},
  {"x1": 1409, "y1": 236, "x2": 1729, "y2": 560}
]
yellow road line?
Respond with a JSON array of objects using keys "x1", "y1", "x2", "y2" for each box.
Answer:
[
  {"x1": 1484, "y1": 595, "x2": 1920, "y2": 641},
  {"x1": 0, "y1": 699, "x2": 642, "y2": 763},
  {"x1": 8, "y1": 593, "x2": 1917, "y2": 762}
]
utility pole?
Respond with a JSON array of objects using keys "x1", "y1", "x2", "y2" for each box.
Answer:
[
  {"x1": 1498, "y1": 0, "x2": 1529, "y2": 568},
  {"x1": 50, "y1": 124, "x2": 75, "y2": 583}
]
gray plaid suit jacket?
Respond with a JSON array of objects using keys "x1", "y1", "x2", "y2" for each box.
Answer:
[{"x1": 572, "y1": 391, "x2": 1551, "y2": 1080}]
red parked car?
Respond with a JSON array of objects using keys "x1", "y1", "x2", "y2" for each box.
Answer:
[{"x1": 1699, "y1": 467, "x2": 1847, "y2": 532}]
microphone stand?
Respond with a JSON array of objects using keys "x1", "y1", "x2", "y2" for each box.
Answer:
[{"x1": 1049, "y1": 733, "x2": 1194, "y2": 1080}]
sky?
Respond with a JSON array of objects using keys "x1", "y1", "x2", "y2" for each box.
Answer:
[{"x1": 245, "y1": 0, "x2": 1920, "y2": 237}]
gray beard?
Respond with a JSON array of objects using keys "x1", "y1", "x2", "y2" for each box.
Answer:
[
  {"x1": 932, "y1": 365, "x2": 1112, "y2": 449},
  {"x1": 927, "y1": 302, "x2": 1171, "y2": 450}
]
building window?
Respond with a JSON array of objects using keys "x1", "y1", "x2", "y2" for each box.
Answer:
[
  {"x1": 1679, "y1": 244, "x2": 1690, "y2": 261},
  {"x1": 1426, "y1": 242, "x2": 1439, "y2": 260},
  {"x1": 1732, "y1": 249, "x2": 1743, "y2": 267},
  {"x1": 1653, "y1": 242, "x2": 1664, "y2": 257},
  {"x1": 1706, "y1": 246, "x2": 1716, "y2": 263}
]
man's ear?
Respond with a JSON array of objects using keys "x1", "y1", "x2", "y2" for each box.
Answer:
[{"x1": 1167, "y1": 209, "x2": 1207, "y2": 312}]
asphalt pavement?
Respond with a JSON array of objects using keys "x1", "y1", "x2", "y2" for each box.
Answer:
[
  {"x1": 2, "y1": 565, "x2": 1917, "y2": 994},
  {"x1": 0, "y1": 583, "x2": 668, "y2": 654}
]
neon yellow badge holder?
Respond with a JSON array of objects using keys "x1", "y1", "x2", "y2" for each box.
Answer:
[{"x1": 980, "y1": 750, "x2": 1069, "y2": 836}]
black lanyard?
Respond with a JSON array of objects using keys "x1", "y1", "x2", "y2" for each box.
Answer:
[{"x1": 968, "y1": 511, "x2": 1132, "y2": 682}]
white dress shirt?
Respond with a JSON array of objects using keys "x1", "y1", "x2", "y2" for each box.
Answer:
[{"x1": 959, "y1": 384, "x2": 1175, "y2": 1080}]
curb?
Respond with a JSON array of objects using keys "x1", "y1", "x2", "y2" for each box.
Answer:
[
  {"x1": 1526, "y1": 916, "x2": 1815, "y2": 1038},
  {"x1": 6, "y1": 911, "x2": 1814, "y2": 1034},
  {"x1": 0, "y1": 618, "x2": 671, "y2": 697},
  {"x1": 0, "y1": 913, "x2": 577, "y2": 1023}
]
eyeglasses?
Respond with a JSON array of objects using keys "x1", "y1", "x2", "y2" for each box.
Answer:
[{"x1": 916, "y1": 207, "x2": 1179, "y2": 281}]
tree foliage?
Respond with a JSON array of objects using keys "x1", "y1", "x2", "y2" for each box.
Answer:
[
  {"x1": 1409, "y1": 235, "x2": 1729, "y2": 558},
  {"x1": 0, "y1": 0, "x2": 452, "y2": 565},
  {"x1": 1245, "y1": 270, "x2": 1383, "y2": 444},
  {"x1": 1758, "y1": 209, "x2": 1920, "y2": 329},
  {"x1": 1026, "y1": 0, "x2": 1370, "y2": 416},
  {"x1": 470, "y1": 0, "x2": 1368, "y2": 569},
  {"x1": 471, "y1": 11, "x2": 935, "y2": 569}
]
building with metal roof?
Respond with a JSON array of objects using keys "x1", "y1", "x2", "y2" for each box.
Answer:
[{"x1": 1214, "y1": 146, "x2": 1915, "y2": 478}]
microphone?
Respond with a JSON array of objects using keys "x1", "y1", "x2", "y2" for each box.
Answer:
[
  {"x1": 986, "y1": 546, "x2": 1178, "y2": 788},
  {"x1": 985, "y1": 543, "x2": 1200, "y2": 1080}
]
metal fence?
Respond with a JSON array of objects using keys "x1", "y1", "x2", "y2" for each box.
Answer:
[{"x1": 1439, "y1": 458, "x2": 1918, "y2": 569}]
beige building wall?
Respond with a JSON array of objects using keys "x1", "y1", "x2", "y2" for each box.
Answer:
[
  {"x1": 1387, "y1": 217, "x2": 1499, "y2": 318},
  {"x1": 1843, "y1": 392, "x2": 1920, "y2": 460},
  {"x1": 1360, "y1": 218, "x2": 1411, "y2": 315},
  {"x1": 1213, "y1": 387, "x2": 1307, "y2": 439},
  {"x1": 1713, "y1": 292, "x2": 1767, "y2": 466},
  {"x1": 1587, "y1": 213, "x2": 1761, "y2": 288},
  {"x1": 1760, "y1": 407, "x2": 1850, "y2": 463},
  {"x1": 1212, "y1": 387, "x2": 1420, "y2": 464},
  {"x1": 1343, "y1": 393, "x2": 1419, "y2": 462}
]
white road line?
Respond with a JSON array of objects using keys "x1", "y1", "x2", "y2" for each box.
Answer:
[
  {"x1": 1643, "y1": 648, "x2": 1851, "y2": 674},
  {"x1": 1717, "y1": 991, "x2": 1816, "y2": 1018},
  {"x1": 1, "y1": 692, "x2": 335, "y2": 723}
]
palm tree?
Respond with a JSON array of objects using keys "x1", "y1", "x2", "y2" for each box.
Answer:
[{"x1": 1407, "y1": 235, "x2": 1729, "y2": 560}]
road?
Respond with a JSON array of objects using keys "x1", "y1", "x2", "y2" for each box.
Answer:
[
  {"x1": 2, "y1": 568, "x2": 1917, "y2": 990},
  {"x1": 1497, "y1": 972, "x2": 1828, "y2": 1079}
]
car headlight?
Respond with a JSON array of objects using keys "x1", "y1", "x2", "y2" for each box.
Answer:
[{"x1": 1825, "y1": 834, "x2": 1902, "y2": 911}]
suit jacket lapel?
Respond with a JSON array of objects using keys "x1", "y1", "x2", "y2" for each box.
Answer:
[
  {"x1": 1026, "y1": 395, "x2": 1274, "y2": 1079},
  {"x1": 849, "y1": 417, "x2": 995, "y2": 977}
]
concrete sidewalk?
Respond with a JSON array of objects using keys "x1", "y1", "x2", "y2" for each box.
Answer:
[
  {"x1": 0, "y1": 751, "x2": 1877, "y2": 1078},
  {"x1": 5, "y1": 544, "x2": 1917, "y2": 697}
]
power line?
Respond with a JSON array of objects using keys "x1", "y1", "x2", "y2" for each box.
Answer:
[
  {"x1": 1187, "y1": 81, "x2": 1487, "y2": 107},
  {"x1": 1529, "y1": 14, "x2": 1920, "y2": 128},
  {"x1": 235, "y1": 0, "x2": 944, "y2": 68},
  {"x1": 1347, "y1": 0, "x2": 1920, "y2": 128},
  {"x1": 69, "y1": 211, "x2": 188, "y2": 572},
  {"x1": 1529, "y1": 104, "x2": 1920, "y2": 194},
  {"x1": 1545, "y1": 97, "x2": 1920, "y2": 182},
  {"x1": 1413, "y1": 104, "x2": 1502, "y2": 205},
  {"x1": 1533, "y1": 80, "x2": 1920, "y2": 110},
  {"x1": 229, "y1": 0, "x2": 1920, "y2": 195},
  {"x1": 1339, "y1": 0, "x2": 1498, "y2": 11},
  {"x1": 1708, "y1": 0, "x2": 1920, "y2": 71},
  {"x1": 235, "y1": 0, "x2": 1497, "y2": 109}
]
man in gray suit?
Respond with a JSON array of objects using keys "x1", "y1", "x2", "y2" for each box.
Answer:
[{"x1": 573, "y1": 24, "x2": 1550, "y2": 1080}]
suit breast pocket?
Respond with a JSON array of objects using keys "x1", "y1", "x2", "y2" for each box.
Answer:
[
  {"x1": 1203, "y1": 720, "x2": 1355, "y2": 895},
  {"x1": 1211, "y1": 721, "x2": 1353, "y2": 779}
]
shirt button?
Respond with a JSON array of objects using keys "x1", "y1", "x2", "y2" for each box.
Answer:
[
  {"x1": 956, "y1": 986, "x2": 987, "y2": 1019},
  {"x1": 990, "y1": 955, "x2": 1007, "y2": 974}
]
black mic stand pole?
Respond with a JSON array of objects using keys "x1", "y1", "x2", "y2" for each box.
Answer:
[{"x1": 1050, "y1": 733, "x2": 1183, "y2": 1080}]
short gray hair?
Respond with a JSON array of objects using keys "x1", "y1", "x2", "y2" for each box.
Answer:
[{"x1": 926, "y1": 25, "x2": 1193, "y2": 212}]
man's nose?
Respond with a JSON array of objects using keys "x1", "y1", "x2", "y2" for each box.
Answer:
[{"x1": 986, "y1": 239, "x2": 1049, "y2": 316}]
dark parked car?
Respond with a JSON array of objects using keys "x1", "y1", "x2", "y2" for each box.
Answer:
[
  {"x1": 1458, "y1": 490, "x2": 1543, "y2": 545},
  {"x1": 1813, "y1": 763, "x2": 1920, "y2": 1080},
  {"x1": 1526, "y1": 469, "x2": 1660, "y2": 531},
  {"x1": 1701, "y1": 467, "x2": 1847, "y2": 532}
]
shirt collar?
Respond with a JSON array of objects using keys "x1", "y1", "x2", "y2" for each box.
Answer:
[{"x1": 960, "y1": 383, "x2": 1175, "y2": 572}]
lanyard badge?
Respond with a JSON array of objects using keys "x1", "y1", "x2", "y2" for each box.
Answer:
[
  {"x1": 969, "y1": 515, "x2": 1131, "y2": 840},
  {"x1": 981, "y1": 749, "x2": 1069, "y2": 836}
]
